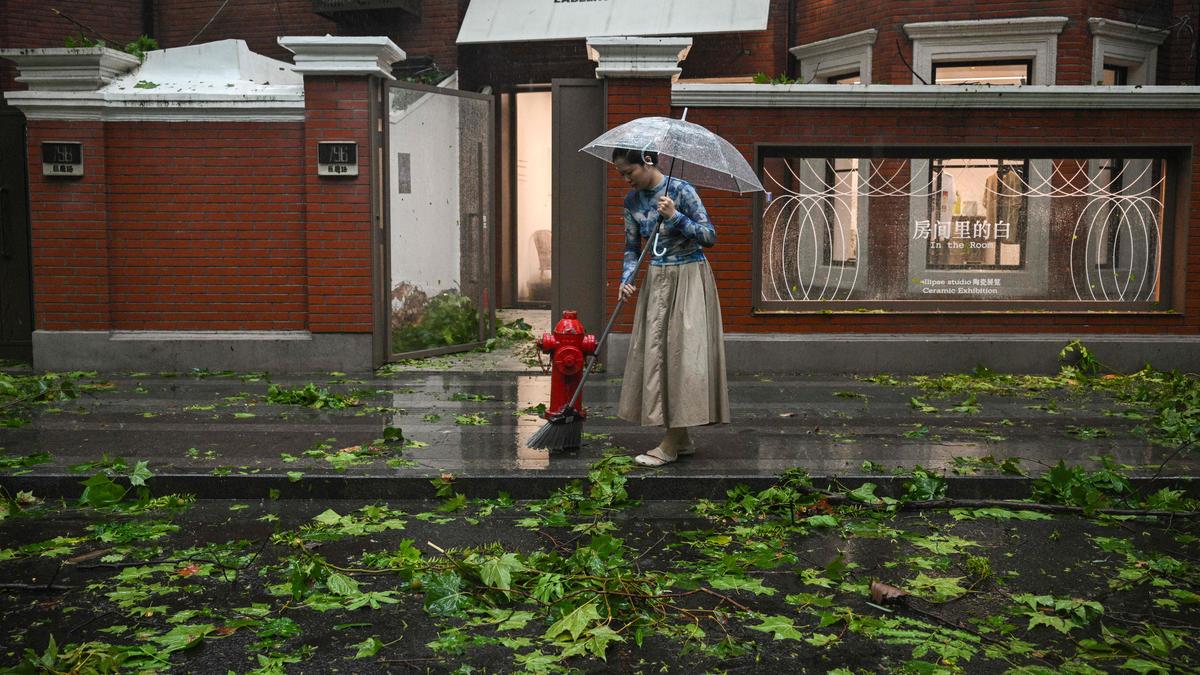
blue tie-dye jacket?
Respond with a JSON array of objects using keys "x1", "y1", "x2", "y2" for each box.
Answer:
[{"x1": 621, "y1": 177, "x2": 715, "y2": 286}]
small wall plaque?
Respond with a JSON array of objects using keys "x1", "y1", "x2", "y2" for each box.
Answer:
[
  {"x1": 42, "y1": 142, "x2": 83, "y2": 177},
  {"x1": 317, "y1": 141, "x2": 358, "y2": 176},
  {"x1": 396, "y1": 152, "x2": 411, "y2": 194}
]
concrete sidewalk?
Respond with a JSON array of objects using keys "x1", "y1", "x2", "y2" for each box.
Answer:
[{"x1": 3, "y1": 361, "x2": 1198, "y2": 501}]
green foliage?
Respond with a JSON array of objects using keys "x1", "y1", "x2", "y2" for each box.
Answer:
[
  {"x1": 964, "y1": 555, "x2": 992, "y2": 581},
  {"x1": 0, "y1": 451, "x2": 51, "y2": 473},
  {"x1": 1011, "y1": 594, "x2": 1103, "y2": 634},
  {"x1": 950, "y1": 455, "x2": 1025, "y2": 476},
  {"x1": 398, "y1": 67, "x2": 452, "y2": 86},
  {"x1": 64, "y1": 33, "x2": 103, "y2": 48},
  {"x1": 78, "y1": 460, "x2": 155, "y2": 509},
  {"x1": 295, "y1": 504, "x2": 407, "y2": 540},
  {"x1": 124, "y1": 35, "x2": 159, "y2": 60},
  {"x1": 1065, "y1": 425, "x2": 1111, "y2": 440},
  {"x1": 62, "y1": 33, "x2": 159, "y2": 61},
  {"x1": 1113, "y1": 366, "x2": 1200, "y2": 447},
  {"x1": 393, "y1": 290, "x2": 480, "y2": 353},
  {"x1": 17, "y1": 636, "x2": 129, "y2": 674},
  {"x1": 859, "y1": 615, "x2": 981, "y2": 666},
  {"x1": 1060, "y1": 339, "x2": 1102, "y2": 377},
  {"x1": 752, "y1": 72, "x2": 800, "y2": 84},
  {"x1": 902, "y1": 466, "x2": 948, "y2": 502},
  {"x1": 1030, "y1": 457, "x2": 1137, "y2": 513},
  {"x1": 909, "y1": 397, "x2": 939, "y2": 414},
  {"x1": 476, "y1": 317, "x2": 534, "y2": 354},
  {"x1": 450, "y1": 392, "x2": 496, "y2": 402},
  {"x1": 266, "y1": 383, "x2": 360, "y2": 409},
  {"x1": 0, "y1": 370, "x2": 90, "y2": 427}
]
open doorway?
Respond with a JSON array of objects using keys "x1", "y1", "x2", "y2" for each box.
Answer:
[
  {"x1": 502, "y1": 89, "x2": 554, "y2": 308},
  {"x1": 494, "y1": 80, "x2": 604, "y2": 348}
]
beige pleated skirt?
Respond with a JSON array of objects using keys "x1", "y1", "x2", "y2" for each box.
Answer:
[{"x1": 618, "y1": 259, "x2": 730, "y2": 428}]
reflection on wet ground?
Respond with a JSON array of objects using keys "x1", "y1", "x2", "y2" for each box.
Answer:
[{"x1": 2, "y1": 371, "x2": 1197, "y2": 490}]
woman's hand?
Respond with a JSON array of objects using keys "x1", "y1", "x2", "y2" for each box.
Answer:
[
  {"x1": 619, "y1": 283, "x2": 637, "y2": 302},
  {"x1": 656, "y1": 195, "x2": 677, "y2": 221}
]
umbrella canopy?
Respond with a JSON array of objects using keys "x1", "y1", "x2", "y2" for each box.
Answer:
[{"x1": 580, "y1": 115, "x2": 764, "y2": 194}]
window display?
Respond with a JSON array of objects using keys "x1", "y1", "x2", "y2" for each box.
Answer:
[{"x1": 756, "y1": 150, "x2": 1171, "y2": 310}]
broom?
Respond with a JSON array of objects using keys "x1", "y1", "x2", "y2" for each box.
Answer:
[{"x1": 527, "y1": 161, "x2": 679, "y2": 451}]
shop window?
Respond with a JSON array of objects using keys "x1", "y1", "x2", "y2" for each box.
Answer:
[
  {"x1": 1089, "y1": 18, "x2": 1168, "y2": 86},
  {"x1": 903, "y1": 17, "x2": 1067, "y2": 85},
  {"x1": 759, "y1": 156, "x2": 867, "y2": 300},
  {"x1": 925, "y1": 159, "x2": 1027, "y2": 270},
  {"x1": 790, "y1": 29, "x2": 877, "y2": 84},
  {"x1": 755, "y1": 147, "x2": 1177, "y2": 311},
  {"x1": 822, "y1": 159, "x2": 860, "y2": 265},
  {"x1": 931, "y1": 61, "x2": 1031, "y2": 86}
]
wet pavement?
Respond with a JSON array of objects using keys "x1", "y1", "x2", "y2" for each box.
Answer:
[
  {"x1": 2, "y1": 496, "x2": 1197, "y2": 673},
  {"x1": 3, "y1": 366, "x2": 1198, "y2": 501}
]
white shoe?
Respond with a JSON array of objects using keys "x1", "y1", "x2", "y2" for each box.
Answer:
[{"x1": 634, "y1": 447, "x2": 677, "y2": 467}]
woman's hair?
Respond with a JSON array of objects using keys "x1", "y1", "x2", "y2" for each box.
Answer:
[{"x1": 612, "y1": 148, "x2": 658, "y2": 166}]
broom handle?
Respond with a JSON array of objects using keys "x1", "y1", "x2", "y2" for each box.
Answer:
[{"x1": 562, "y1": 162, "x2": 679, "y2": 412}]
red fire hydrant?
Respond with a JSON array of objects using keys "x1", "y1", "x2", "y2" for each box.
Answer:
[{"x1": 536, "y1": 310, "x2": 597, "y2": 419}]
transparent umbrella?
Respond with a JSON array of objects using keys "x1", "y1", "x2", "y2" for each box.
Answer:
[{"x1": 579, "y1": 112, "x2": 764, "y2": 194}]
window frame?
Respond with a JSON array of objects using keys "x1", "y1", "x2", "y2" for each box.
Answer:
[
  {"x1": 789, "y1": 28, "x2": 878, "y2": 84},
  {"x1": 1088, "y1": 17, "x2": 1169, "y2": 86},
  {"x1": 930, "y1": 60, "x2": 1033, "y2": 86},
  {"x1": 903, "y1": 17, "x2": 1068, "y2": 85}
]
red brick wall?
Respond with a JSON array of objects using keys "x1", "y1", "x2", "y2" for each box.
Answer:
[
  {"x1": 105, "y1": 122, "x2": 307, "y2": 330},
  {"x1": 337, "y1": 0, "x2": 464, "y2": 73},
  {"x1": 604, "y1": 79, "x2": 674, "y2": 330},
  {"x1": 302, "y1": 76, "x2": 374, "y2": 333},
  {"x1": 683, "y1": 0, "x2": 792, "y2": 79},
  {"x1": 153, "y1": 0, "x2": 335, "y2": 63},
  {"x1": 152, "y1": 1, "x2": 461, "y2": 72},
  {"x1": 792, "y1": 0, "x2": 1196, "y2": 86},
  {"x1": 604, "y1": 97, "x2": 1200, "y2": 335},
  {"x1": 25, "y1": 81, "x2": 377, "y2": 335},
  {"x1": 1, "y1": 0, "x2": 143, "y2": 92},
  {"x1": 26, "y1": 121, "x2": 112, "y2": 330}
]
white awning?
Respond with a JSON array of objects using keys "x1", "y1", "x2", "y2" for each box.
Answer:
[{"x1": 456, "y1": 0, "x2": 770, "y2": 44}]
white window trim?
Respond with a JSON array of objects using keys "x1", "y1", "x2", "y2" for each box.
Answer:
[
  {"x1": 903, "y1": 17, "x2": 1068, "y2": 85},
  {"x1": 789, "y1": 29, "x2": 877, "y2": 84},
  {"x1": 1088, "y1": 18, "x2": 1169, "y2": 85}
]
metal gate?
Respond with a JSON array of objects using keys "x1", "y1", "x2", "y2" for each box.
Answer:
[{"x1": 383, "y1": 79, "x2": 494, "y2": 360}]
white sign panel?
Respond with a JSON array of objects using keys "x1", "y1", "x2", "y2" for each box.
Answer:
[{"x1": 456, "y1": 0, "x2": 770, "y2": 44}]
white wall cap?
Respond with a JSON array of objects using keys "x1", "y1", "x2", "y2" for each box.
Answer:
[
  {"x1": 0, "y1": 46, "x2": 140, "y2": 91},
  {"x1": 278, "y1": 35, "x2": 406, "y2": 79},
  {"x1": 1088, "y1": 17, "x2": 1171, "y2": 46},
  {"x1": 586, "y1": 36, "x2": 693, "y2": 81},
  {"x1": 672, "y1": 83, "x2": 1200, "y2": 109},
  {"x1": 131, "y1": 39, "x2": 302, "y2": 87},
  {"x1": 903, "y1": 16, "x2": 1069, "y2": 39},
  {"x1": 3, "y1": 40, "x2": 305, "y2": 121},
  {"x1": 789, "y1": 28, "x2": 878, "y2": 60}
]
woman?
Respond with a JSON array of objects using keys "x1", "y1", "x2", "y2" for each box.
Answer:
[{"x1": 613, "y1": 148, "x2": 730, "y2": 467}]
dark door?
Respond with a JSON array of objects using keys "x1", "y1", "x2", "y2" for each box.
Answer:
[
  {"x1": 550, "y1": 79, "x2": 606, "y2": 348},
  {"x1": 0, "y1": 107, "x2": 32, "y2": 361}
]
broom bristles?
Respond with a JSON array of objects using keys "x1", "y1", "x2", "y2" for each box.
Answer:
[{"x1": 526, "y1": 407, "x2": 583, "y2": 450}]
